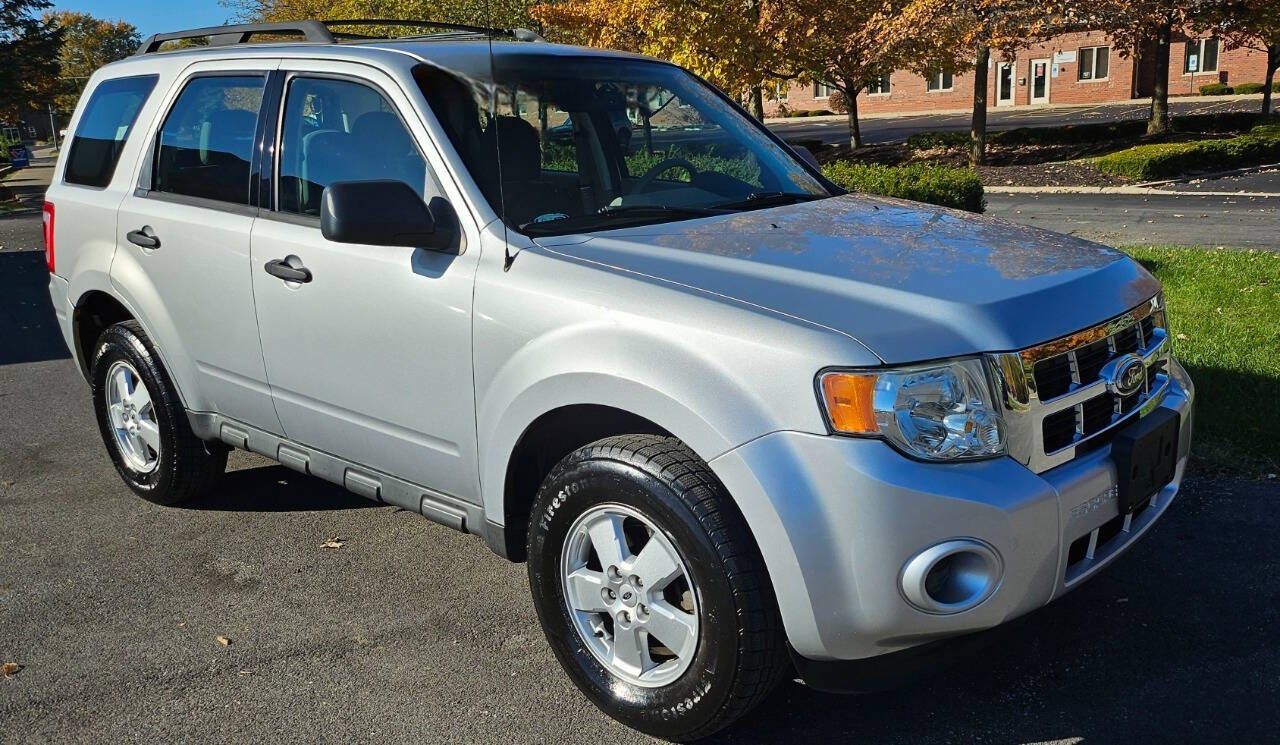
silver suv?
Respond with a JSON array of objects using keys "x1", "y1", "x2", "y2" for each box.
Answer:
[{"x1": 45, "y1": 20, "x2": 1194, "y2": 740}]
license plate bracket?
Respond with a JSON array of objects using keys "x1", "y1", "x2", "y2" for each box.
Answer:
[{"x1": 1111, "y1": 408, "x2": 1180, "y2": 514}]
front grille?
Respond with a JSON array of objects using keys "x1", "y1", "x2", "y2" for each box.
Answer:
[
  {"x1": 1031, "y1": 321, "x2": 1153, "y2": 402},
  {"x1": 992, "y1": 296, "x2": 1172, "y2": 473}
]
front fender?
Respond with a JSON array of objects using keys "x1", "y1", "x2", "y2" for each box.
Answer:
[{"x1": 477, "y1": 320, "x2": 792, "y2": 527}]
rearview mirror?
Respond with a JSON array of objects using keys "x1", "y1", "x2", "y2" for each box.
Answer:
[{"x1": 321, "y1": 180, "x2": 458, "y2": 252}]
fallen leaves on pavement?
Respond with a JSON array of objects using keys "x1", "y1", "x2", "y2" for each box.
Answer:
[
  {"x1": 216, "y1": 635, "x2": 232, "y2": 647},
  {"x1": 319, "y1": 536, "x2": 345, "y2": 549},
  {"x1": 2, "y1": 662, "x2": 20, "y2": 678}
]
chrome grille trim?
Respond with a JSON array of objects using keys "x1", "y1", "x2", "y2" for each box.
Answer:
[{"x1": 987, "y1": 295, "x2": 1170, "y2": 474}]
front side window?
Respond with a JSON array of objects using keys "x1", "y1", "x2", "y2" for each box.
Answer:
[
  {"x1": 1078, "y1": 46, "x2": 1110, "y2": 80},
  {"x1": 927, "y1": 70, "x2": 953, "y2": 92},
  {"x1": 64, "y1": 75, "x2": 157, "y2": 188},
  {"x1": 153, "y1": 75, "x2": 265, "y2": 205},
  {"x1": 277, "y1": 77, "x2": 430, "y2": 216},
  {"x1": 427, "y1": 55, "x2": 830, "y2": 236},
  {"x1": 1185, "y1": 38, "x2": 1219, "y2": 73}
]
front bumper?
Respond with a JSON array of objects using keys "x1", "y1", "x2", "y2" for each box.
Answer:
[{"x1": 708, "y1": 357, "x2": 1194, "y2": 665}]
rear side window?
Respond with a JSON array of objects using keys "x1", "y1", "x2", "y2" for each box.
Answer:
[
  {"x1": 153, "y1": 75, "x2": 265, "y2": 205},
  {"x1": 64, "y1": 75, "x2": 158, "y2": 188}
]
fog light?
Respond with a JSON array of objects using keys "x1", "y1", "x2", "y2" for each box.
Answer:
[{"x1": 901, "y1": 539, "x2": 1002, "y2": 614}]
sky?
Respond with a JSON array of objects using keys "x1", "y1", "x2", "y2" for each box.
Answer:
[{"x1": 53, "y1": 0, "x2": 236, "y2": 39}]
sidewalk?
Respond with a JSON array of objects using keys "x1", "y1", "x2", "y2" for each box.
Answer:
[{"x1": 0, "y1": 148, "x2": 56, "y2": 212}]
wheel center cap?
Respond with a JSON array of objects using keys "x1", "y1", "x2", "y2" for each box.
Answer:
[{"x1": 619, "y1": 584, "x2": 639, "y2": 607}]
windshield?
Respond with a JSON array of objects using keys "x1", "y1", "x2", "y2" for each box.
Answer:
[{"x1": 420, "y1": 53, "x2": 831, "y2": 236}]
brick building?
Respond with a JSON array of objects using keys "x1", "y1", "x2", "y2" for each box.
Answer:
[{"x1": 764, "y1": 30, "x2": 1272, "y2": 117}]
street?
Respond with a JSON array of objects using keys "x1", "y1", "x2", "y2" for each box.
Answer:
[
  {"x1": 3, "y1": 149, "x2": 1279, "y2": 743},
  {"x1": 768, "y1": 96, "x2": 1262, "y2": 146},
  {"x1": 986, "y1": 186, "x2": 1280, "y2": 249}
]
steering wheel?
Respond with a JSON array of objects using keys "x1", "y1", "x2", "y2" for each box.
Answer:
[{"x1": 632, "y1": 157, "x2": 700, "y2": 194}]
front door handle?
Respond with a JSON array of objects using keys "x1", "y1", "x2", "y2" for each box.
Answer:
[
  {"x1": 264, "y1": 257, "x2": 312, "y2": 283},
  {"x1": 126, "y1": 226, "x2": 160, "y2": 249}
]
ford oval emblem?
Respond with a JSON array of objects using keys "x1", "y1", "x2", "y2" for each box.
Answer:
[{"x1": 1107, "y1": 354, "x2": 1146, "y2": 397}]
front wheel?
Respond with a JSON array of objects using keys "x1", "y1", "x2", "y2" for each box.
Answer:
[{"x1": 527, "y1": 435, "x2": 787, "y2": 740}]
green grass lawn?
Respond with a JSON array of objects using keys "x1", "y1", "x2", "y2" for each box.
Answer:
[{"x1": 1123, "y1": 246, "x2": 1280, "y2": 476}]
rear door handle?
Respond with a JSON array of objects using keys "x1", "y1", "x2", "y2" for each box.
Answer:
[
  {"x1": 264, "y1": 257, "x2": 312, "y2": 283},
  {"x1": 126, "y1": 226, "x2": 160, "y2": 249}
]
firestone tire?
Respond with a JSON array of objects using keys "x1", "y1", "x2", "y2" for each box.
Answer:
[
  {"x1": 526, "y1": 434, "x2": 787, "y2": 741},
  {"x1": 91, "y1": 320, "x2": 227, "y2": 505}
]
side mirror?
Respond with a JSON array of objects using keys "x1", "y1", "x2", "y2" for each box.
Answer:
[
  {"x1": 791, "y1": 144, "x2": 820, "y2": 170},
  {"x1": 321, "y1": 180, "x2": 459, "y2": 252}
]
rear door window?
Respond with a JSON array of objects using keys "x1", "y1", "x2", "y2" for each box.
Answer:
[
  {"x1": 153, "y1": 75, "x2": 266, "y2": 205},
  {"x1": 64, "y1": 75, "x2": 158, "y2": 188}
]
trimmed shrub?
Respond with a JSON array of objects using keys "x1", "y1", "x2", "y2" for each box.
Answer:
[
  {"x1": 1199, "y1": 82, "x2": 1234, "y2": 95},
  {"x1": 821, "y1": 161, "x2": 985, "y2": 213},
  {"x1": 1233, "y1": 82, "x2": 1266, "y2": 95},
  {"x1": 906, "y1": 130, "x2": 970, "y2": 150},
  {"x1": 1095, "y1": 124, "x2": 1280, "y2": 180},
  {"x1": 828, "y1": 90, "x2": 849, "y2": 114}
]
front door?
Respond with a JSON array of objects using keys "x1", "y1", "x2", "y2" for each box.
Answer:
[
  {"x1": 249, "y1": 61, "x2": 482, "y2": 501},
  {"x1": 115, "y1": 60, "x2": 284, "y2": 434},
  {"x1": 997, "y1": 62, "x2": 1015, "y2": 106},
  {"x1": 1030, "y1": 58, "x2": 1051, "y2": 105}
]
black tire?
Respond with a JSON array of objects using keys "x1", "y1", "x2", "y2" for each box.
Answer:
[
  {"x1": 91, "y1": 320, "x2": 226, "y2": 505},
  {"x1": 527, "y1": 434, "x2": 787, "y2": 741}
]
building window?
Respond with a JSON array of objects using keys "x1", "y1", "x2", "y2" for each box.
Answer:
[
  {"x1": 1078, "y1": 46, "x2": 1110, "y2": 81},
  {"x1": 769, "y1": 81, "x2": 789, "y2": 102},
  {"x1": 813, "y1": 82, "x2": 834, "y2": 99},
  {"x1": 1184, "y1": 38, "x2": 1219, "y2": 74},
  {"x1": 867, "y1": 74, "x2": 891, "y2": 95},
  {"x1": 926, "y1": 70, "x2": 953, "y2": 92}
]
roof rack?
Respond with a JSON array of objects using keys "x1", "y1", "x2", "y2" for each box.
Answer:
[{"x1": 134, "y1": 18, "x2": 545, "y2": 55}]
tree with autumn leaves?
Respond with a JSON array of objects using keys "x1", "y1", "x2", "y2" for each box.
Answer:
[{"x1": 1199, "y1": 0, "x2": 1279, "y2": 114}]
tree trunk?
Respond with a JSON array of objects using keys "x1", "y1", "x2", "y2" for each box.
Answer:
[
  {"x1": 1148, "y1": 22, "x2": 1172, "y2": 135},
  {"x1": 971, "y1": 43, "x2": 991, "y2": 166},
  {"x1": 748, "y1": 84, "x2": 765, "y2": 120},
  {"x1": 845, "y1": 81, "x2": 862, "y2": 148},
  {"x1": 1264, "y1": 46, "x2": 1278, "y2": 116}
]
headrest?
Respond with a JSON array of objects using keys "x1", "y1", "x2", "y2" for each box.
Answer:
[
  {"x1": 352, "y1": 111, "x2": 413, "y2": 154},
  {"x1": 203, "y1": 108, "x2": 257, "y2": 157},
  {"x1": 491, "y1": 115, "x2": 541, "y2": 182}
]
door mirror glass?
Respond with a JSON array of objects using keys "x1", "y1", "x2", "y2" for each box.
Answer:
[{"x1": 320, "y1": 180, "x2": 457, "y2": 251}]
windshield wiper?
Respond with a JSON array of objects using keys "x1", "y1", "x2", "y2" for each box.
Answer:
[
  {"x1": 710, "y1": 192, "x2": 823, "y2": 211},
  {"x1": 518, "y1": 204, "x2": 724, "y2": 235},
  {"x1": 596, "y1": 204, "x2": 725, "y2": 218}
]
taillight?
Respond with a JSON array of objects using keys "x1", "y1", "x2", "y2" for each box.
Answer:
[{"x1": 42, "y1": 201, "x2": 55, "y2": 273}]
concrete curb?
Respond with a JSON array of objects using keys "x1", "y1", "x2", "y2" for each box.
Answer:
[{"x1": 985, "y1": 184, "x2": 1280, "y2": 197}]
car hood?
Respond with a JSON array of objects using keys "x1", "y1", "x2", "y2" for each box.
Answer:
[{"x1": 532, "y1": 194, "x2": 1160, "y2": 363}]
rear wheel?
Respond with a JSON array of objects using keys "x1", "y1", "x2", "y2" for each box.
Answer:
[
  {"x1": 527, "y1": 435, "x2": 787, "y2": 740},
  {"x1": 91, "y1": 321, "x2": 226, "y2": 505}
]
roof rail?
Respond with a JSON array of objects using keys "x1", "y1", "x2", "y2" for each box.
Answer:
[
  {"x1": 135, "y1": 21, "x2": 334, "y2": 55},
  {"x1": 134, "y1": 18, "x2": 545, "y2": 55}
]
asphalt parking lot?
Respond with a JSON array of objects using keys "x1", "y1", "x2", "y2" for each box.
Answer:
[
  {"x1": 3, "y1": 163, "x2": 1279, "y2": 744},
  {"x1": 768, "y1": 96, "x2": 1261, "y2": 146}
]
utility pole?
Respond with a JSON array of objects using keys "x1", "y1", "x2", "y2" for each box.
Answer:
[{"x1": 47, "y1": 104, "x2": 59, "y2": 150}]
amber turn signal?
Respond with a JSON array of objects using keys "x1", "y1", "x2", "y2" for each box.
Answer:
[{"x1": 820, "y1": 373, "x2": 879, "y2": 434}]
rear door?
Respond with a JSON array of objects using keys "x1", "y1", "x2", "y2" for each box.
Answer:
[
  {"x1": 248, "y1": 60, "x2": 482, "y2": 500},
  {"x1": 114, "y1": 59, "x2": 284, "y2": 433}
]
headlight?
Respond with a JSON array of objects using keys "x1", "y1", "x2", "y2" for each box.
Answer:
[{"x1": 818, "y1": 358, "x2": 1006, "y2": 461}]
